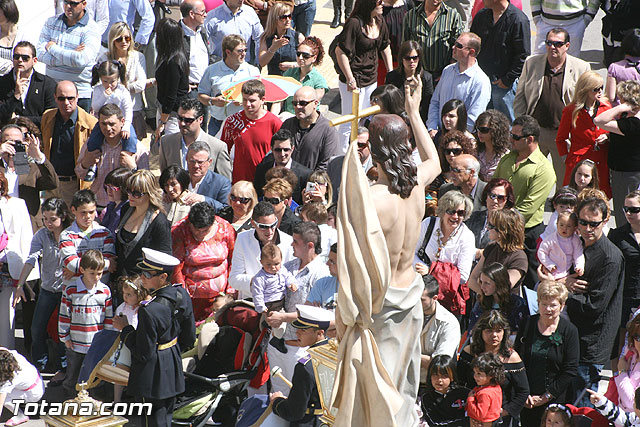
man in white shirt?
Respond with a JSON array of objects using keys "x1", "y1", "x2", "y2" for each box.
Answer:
[{"x1": 180, "y1": 0, "x2": 211, "y2": 95}]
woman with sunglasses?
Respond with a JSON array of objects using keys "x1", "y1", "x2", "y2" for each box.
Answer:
[
  {"x1": 115, "y1": 170, "x2": 172, "y2": 280},
  {"x1": 159, "y1": 165, "x2": 192, "y2": 226},
  {"x1": 218, "y1": 180, "x2": 259, "y2": 232},
  {"x1": 259, "y1": 2, "x2": 305, "y2": 76},
  {"x1": 385, "y1": 40, "x2": 433, "y2": 122},
  {"x1": 97, "y1": 22, "x2": 153, "y2": 141},
  {"x1": 556, "y1": 70, "x2": 612, "y2": 198},
  {"x1": 172, "y1": 201, "x2": 236, "y2": 321},
  {"x1": 431, "y1": 129, "x2": 476, "y2": 191},
  {"x1": 475, "y1": 110, "x2": 511, "y2": 182},
  {"x1": 280, "y1": 36, "x2": 328, "y2": 115}
]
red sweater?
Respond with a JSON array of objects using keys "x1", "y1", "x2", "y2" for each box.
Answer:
[{"x1": 467, "y1": 384, "x2": 502, "y2": 422}]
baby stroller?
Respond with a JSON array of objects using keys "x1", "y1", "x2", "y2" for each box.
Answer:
[{"x1": 172, "y1": 300, "x2": 271, "y2": 427}]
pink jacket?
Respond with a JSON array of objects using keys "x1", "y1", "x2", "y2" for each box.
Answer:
[
  {"x1": 537, "y1": 231, "x2": 585, "y2": 279},
  {"x1": 615, "y1": 352, "x2": 640, "y2": 412}
]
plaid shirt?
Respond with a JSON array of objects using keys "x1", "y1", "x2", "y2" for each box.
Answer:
[{"x1": 37, "y1": 12, "x2": 101, "y2": 98}]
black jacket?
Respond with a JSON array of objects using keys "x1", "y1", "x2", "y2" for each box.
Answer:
[
  {"x1": 253, "y1": 153, "x2": 312, "y2": 205},
  {"x1": 115, "y1": 212, "x2": 172, "y2": 277},
  {"x1": 0, "y1": 69, "x2": 57, "y2": 127}
]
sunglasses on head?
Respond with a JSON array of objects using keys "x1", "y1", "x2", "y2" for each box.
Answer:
[
  {"x1": 296, "y1": 51, "x2": 313, "y2": 59},
  {"x1": 624, "y1": 206, "x2": 640, "y2": 214},
  {"x1": 141, "y1": 270, "x2": 163, "y2": 279},
  {"x1": 577, "y1": 218, "x2": 604, "y2": 228},
  {"x1": 488, "y1": 193, "x2": 506, "y2": 202},
  {"x1": 476, "y1": 126, "x2": 491, "y2": 134},
  {"x1": 444, "y1": 148, "x2": 463, "y2": 155},
  {"x1": 545, "y1": 39, "x2": 566, "y2": 48},
  {"x1": 511, "y1": 133, "x2": 531, "y2": 141},
  {"x1": 13, "y1": 54, "x2": 31, "y2": 62},
  {"x1": 127, "y1": 190, "x2": 147, "y2": 198},
  {"x1": 264, "y1": 197, "x2": 282, "y2": 205},
  {"x1": 278, "y1": 13, "x2": 292, "y2": 20},
  {"x1": 177, "y1": 115, "x2": 199, "y2": 124},
  {"x1": 292, "y1": 99, "x2": 314, "y2": 107},
  {"x1": 445, "y1": 209, "x2": 466, "y2": 217},
  {"x1": 115, "y1": 35, "x2": 131, "y2": 43},
  {"x1": 256, "y1": 219, "x2": 278, "y2": 229},
  {"x1": 230, "y1": 194, "x2": 251, "y2": 204}
]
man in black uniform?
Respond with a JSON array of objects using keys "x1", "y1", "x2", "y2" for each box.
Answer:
[
  {"x1": 112, "y1": 247, "x2": 196, "y2": 427},
  {"x1": 269, "y1": 304, "x2": 334, "y2": 426}
]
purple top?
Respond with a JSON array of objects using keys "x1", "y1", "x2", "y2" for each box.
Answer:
[
  {"x1": 250, "y1": 267, "x2": 297, "y2": 313},
  {"x1": 608, "y1": 56, "x2": 640, "y2": 104},
  {"x1": 99, "y1": 201, "x2": 129, "y2": 234}
]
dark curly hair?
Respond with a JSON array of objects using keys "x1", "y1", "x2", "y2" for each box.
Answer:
[
  {"x1": 368, "y1": 114, "x2": 417, "y2": 199},
  {"x1": 0, "y1": 349, "x2": 20, "y2": 385},
  {"x1": 300, "y1": 36, "x2": 325, "y2": 66},
  {"x1": 470, "y1": 310, "x2": 512, "y2": 360},
  {"x1": 475, "y1": 110, "x2": 511, "y2": 156},
  {"x1": 470, "y1": 352, "x2": 506, "y2": 385},
  {"x1": 439, "y1": 130, "x2": 477, "y2": 172}
]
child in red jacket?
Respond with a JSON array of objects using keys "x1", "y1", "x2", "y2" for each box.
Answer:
[{"x1": 467, "y1": 352, "x2": 505, "y2": 427}]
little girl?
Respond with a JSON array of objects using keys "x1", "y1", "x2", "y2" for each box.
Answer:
[
  {"x1": 85, "y1": 60, "x2": 138, "y2": 180},
  {"x1": 539, "y1": 188, "x2": 578, "y2": 243},
  {"x1": 420, "y1": 355, "x2": 470, "y2": 426},
  {"x1": 541, "y1": 404, "x2": 574, "y2": 427},
  {"x1": 538, "y1": 212, "x2": 585, "y2": 279},
  {"x1": 568, "y1": 159, "x2": 600, "y2": 194},
  {"x1": 467, "y1": 352, "x2": 505, "y2": 427},
  {"x1": 0, "y1": 348, "x2": 44, "y2": 426}
]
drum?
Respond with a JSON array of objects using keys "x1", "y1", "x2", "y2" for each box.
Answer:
[{"x1": 78, "y1": 330, "x2": 131, "y2": 389}]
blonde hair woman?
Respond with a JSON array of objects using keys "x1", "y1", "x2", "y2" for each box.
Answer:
[
  {"x1": 556, "y1": 70, "x2": 612, "y2": 197},
  {"x1": 115, "y1": 170, "x2": 172, "y2": 278},
  {"x1": 218, "y1": 180, "x2": 259, "y2": 232},
  {"x1": 97, "y1": 22, "x2": 154, "y2": 140},
  {"x1": 258, "y1": 2, "x2": 304, "y2": 75}
]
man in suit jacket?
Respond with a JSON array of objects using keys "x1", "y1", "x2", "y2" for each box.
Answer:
[
  {"x1": 181, "y1": 140, "x2": 231, "y2": 212},
  {"x1": 439, "y1": 154, "x2": 486, "y2": 213},
  {"x1": 513, "y1": 27, "x2": 590, "y2": 185},
  {"x1": 158, "y1": 98, "x2": 231, "y2": 179},
  {"x1": 254, "y1": 128, "x2": 311, "y2": 205},
  {"x1": 0, "y1": 42, "x2": 56, "y2": 128}
]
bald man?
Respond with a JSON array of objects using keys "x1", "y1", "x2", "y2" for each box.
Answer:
[
  {"x1": 439, "y1": 154, "x2": 486, "y2": 212},
  {"x1": 281, "y1": 86, "x2": 339, "y2": 171},
  {"x1": 41, "y1": 81, "x2": 98, "y2": 206},
  {"x1": 180, "y1": 0, "x2": 212, "y2": 92}
]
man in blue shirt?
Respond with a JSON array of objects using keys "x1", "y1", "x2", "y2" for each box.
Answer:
[{"x1": 306, "y1": 243, "x2": 338, "y2": 310}]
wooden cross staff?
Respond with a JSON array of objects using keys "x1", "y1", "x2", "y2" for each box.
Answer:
[{"x1": 329, "y1": 89, "x2": 381, "y2": 142}]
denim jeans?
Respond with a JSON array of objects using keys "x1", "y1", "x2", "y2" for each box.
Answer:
[
  {"x1": 292, "y1": 0, "x2": 316, "y2": 37},
  {"x1": 208, "y1": 117, "x2": 223, "y2": 138},
  {"x1": 489, "y1": 78, "x2": 517, "y2": 123},
  {"x1": 31, "y1": 288, "x2": 65, "y2": 371},
  {"x1": 572, "y1": 363, "x2": 604, "y2": 408}
]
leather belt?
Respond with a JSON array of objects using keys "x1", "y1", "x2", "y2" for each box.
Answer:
[{"x1": 158, "y1": 337, "x2": 178, "y2": 350}]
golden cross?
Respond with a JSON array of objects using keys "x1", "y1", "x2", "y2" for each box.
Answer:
[{"x1": 329, "y1": 89, "x2": 381, "y2": 142}]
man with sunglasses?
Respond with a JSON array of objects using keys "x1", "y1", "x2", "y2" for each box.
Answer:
[
  {"x1": 281, "y1": 86, "x2": 339, "y2": 171},
  {"x1": 439, "y1": 154, "x2": 486, "y2": 212},
  {"x1": 0, "y1": 42, "x2": 56, "y2": 128},
  {"x1": 158, "y1": 98, "x2": 231, "y2": 179},
  {"x1": 514, "y1": 27, "x2": 590, "y2": 185},
  {"x1": 229, "y1": 201, "x2": 295, "y2": 300}
]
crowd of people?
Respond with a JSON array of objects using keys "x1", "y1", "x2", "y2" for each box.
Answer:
[{"x1": 0, "y1": 0, "x2": 636, "y2": 425}]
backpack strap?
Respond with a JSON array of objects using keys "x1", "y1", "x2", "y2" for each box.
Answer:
[{"x1": 416, "y1": 217, "x2": 436, "y2": 265}]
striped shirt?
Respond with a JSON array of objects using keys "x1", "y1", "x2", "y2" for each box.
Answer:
[
  {"x1": 594, "y1": 396, "x2": 640, "y2": 427},
  {"x1": 531, "y1": 0, "x2": 600, "y2": 19},
  {"x1": 58, "y1": 277, "x2": 113, "y2": 354},
  {"x1": 402, "y1": 2, "x2": 463, "y2": 77},
  {"x1": 59, "y1": 221, "x2": 115, "y2": 283},
  {"x1": 36, "y1": 12, "x2": 101, "y2": 98}
]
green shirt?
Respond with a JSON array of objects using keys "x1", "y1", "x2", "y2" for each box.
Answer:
[
  {"x1": 402, "y1": 2, "x2": 462, "y2": 77},
  {"x1": 493, "y1": 147, "x2": 556, "y2": 228},
  {"x1": 283, "y1": 67, "x2": 329, "y2": 114}
]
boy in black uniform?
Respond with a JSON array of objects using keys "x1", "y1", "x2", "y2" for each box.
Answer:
[
  {"x1": 269, "y1": 305, "x2": 334, "y2": 427},
  {"x1": 112, "y1": 247, "x2": 196, "y2": 427}
]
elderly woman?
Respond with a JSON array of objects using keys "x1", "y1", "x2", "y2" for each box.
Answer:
[
  {"x1": 172, "y1": 202, "x2": 236, "y2": 321},
  {"x1": 160, "y1": 165, "x2": 192, "y2": 227},
  {"x1": 468, "y1": 262, "x2": 529, "y2": 333},
  {"x1": 431, "y1": 130, "x2": 477, "y2": 191},
  {"x1": 468, "y1": 208, "x2": 528, "y2": 294},
  {"x1": 475, "y1": 110, "x2": 511, "y2": 182},
  {"x1": 458, "y1": 310, "x2": 530, "y2": 427},
  {"x1": 115, "y1": 170, "x2": 172, "y2": 278},
  {"x1": 514, "y1": 281, "x2": 579, "y2": 427},
  {"x1": 258, "y1": 2, "x2": 304, "y2": 76},
  {"x1": 466, "y1": 178, "x2": 515, "y2": 259},
  {"x1": 414, "y1": 190, "x2": 475, "y2": 316},
  {"x1": 218, "y1": 180, "x2": 258, "y2": 232}
]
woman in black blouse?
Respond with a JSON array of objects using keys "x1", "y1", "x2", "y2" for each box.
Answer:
[
  {"x1": 514, "y1": 281, "x2": 579, "y2": 427},
  {"x1": 258, "y1": 2, "x2": 304, "y2": 76},
  {"x1": 458, "y1": 310, "x2": 530, "y2": 427},
  {"x1": 378, "y1": 0, "x2": 413, "y2": 84},
  {"x1": 154, "y1": 18, "x2": 189, "y2": 141}
]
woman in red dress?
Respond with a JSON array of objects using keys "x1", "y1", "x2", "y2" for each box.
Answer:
[{"x1": 556, "y1": 70, "x2": 612, "y2": 197}]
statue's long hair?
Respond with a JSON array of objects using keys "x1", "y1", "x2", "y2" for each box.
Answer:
[{"x1": 368, "y1": 114, "x2": 417, "y2": 199}]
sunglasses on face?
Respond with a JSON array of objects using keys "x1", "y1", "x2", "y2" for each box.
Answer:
[
  {"x1": 57, "y1": 96, "x2": 76, "y2": 102},
  {"x1": 264, "y1": 197, "x2": 282, "y2": 205},
  {"x1": 13, "y1": 54, "x2": 31, "y2": 62},
  {"x1": 278, "y1": 13, "x2": 292, "y2": 20},
  {"x1": 64, "y1": 0, "x2": 84, "y2": 6},
  {"x1": 141, "y1": 270, "x2": 163, "y2": 279},
  {"x1": 296, "y1": 51, "x2": 313, "y2": 59},
  {"x1": 177, "y1": 115, "x2": 199, "y2": 124},
  {"x1": 511, "y1": 133, "x2": 530, "y2": 141},
  {"x1": 256, "y1": 219, "x2": 278, "y2": 229},
  {"x1": 292, "y1": 99, "x2": 314, "y2": 107},
  {"x1": 230, "y1": 194, "x2": 251, "y2": 204},
  {"x1": 488, "y1": 193, "x2": 506, "y2": 202},
  {"x1": 273, "y1": 147, "x2": 292, "y2": 153},
  {"x1": 115, "y1": 35, "x2": 131, "y2": 43},
  {"x1": 444, "y1": 148, "x2": 463, "y2": 155},
  {"x1": 445, "y1": 209, "x2": 466, "y2": 217},
  {"x1": 104, "y1": 184, "x2": 120, "y2": 192},
  {"x1": 454, "y1": 42, "x2": 469, "y2": 49},
  {"x1": 357, "y1": 142, "x2": 369, "y2": 149},
  {"x1": 476, "y1": 126, "x2": 491, "y2": 134},
  {"x1": 593, "y1": 86, "x2": 603, "y2": 93},
  {"x1": 577, "y1": 218, "x2": 604, "y2": 228},
  {"x1": 234, "y1": 48, "x2": 247, "y2": 54},
  {"x1": 545, "y1": 39, "x2": 566, "y2": 48},
  {"x1": 404, "y1": 55, "x2": 419, "y2": 61},
  {"x1": 624, "y1": 206, "x2": 640, "y2": 214},
  {"x1": 127, "y1": 190, "x2": 147, "y2": 198}
]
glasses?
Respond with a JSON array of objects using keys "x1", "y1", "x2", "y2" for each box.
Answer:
[
  {"x1": 624, "y1": 206, "x2": 640, "y2": 214},
  {"x1": 13, "y1": 54, "x2": 31, "y2": 62},
  {"x1": 127, "y1": 190, "x2": 147, "y2": 198},
  {"x1": 234, "y1": 48, "x2": 247, "y2": 54},
  {"x1": 544, "y1": 39, "x2": 567, "y2": 48},
  {"x1": 141, "y1": 270, "x2": 162, "y2": 279},
  {"x1": 450, "y1": 167, "x2": 470, "y2": 173},
  {"x1": 192, "y1": 9, "x2": 207, "y2": 16},
  {"x1": 593, "y1": 86, "x2": 603, "y2": 93},
  {"x1": 177, "y1": 115, "x2": 199, "y2": 124},
  {"x1": 357, "y1": 142, "x2": 369, "y2": 149},
  {"x1": 278, "y1": 13, "x2": 292, "y2": 20},
  {"x1": 292, "y1": 99, "x2": 315, "y2": 107},
  {"x1": 230, "y1": 194, "x2": 251, "y2": 204},
  {"x1": 486, "y1": 223, "x2": 496, "y2": 230},
  {"x1": 476, "y1": 126, "x2": 491, "y2": 134},
  {"x1": 488, "y1": 193, "x2": 506, "y2": 202},
  {"x1": 57, "y1": 96, "x2": 76, "y2": 102},
  {"x1": 256, "y1": 219, "x2": 278, "y2": 229},
  {"x1": 187, "y1": 158, "x2": 210, "y2": 166},
  {"x1": 264, "y1": 197, "x2": 282, "y2": 205},
  {"x1": 511, "y1": 133, "x2": 531, "y2": 141},
  {"x1": 64, "y1": 0, "x2": 84, "y2": 6},
  {"x1": 454, "y1": 42, "x2": 469, "y2": 49},
  {"x1": 445, "y1": 209, "x2": 466, "y2": 217},
  {"x1": 577, "y1": 218, "x2": 604, "y2": 228},
  {"x1": 296, "y1": 51, "x2": 313, "y2": 59},
  {"x1": 104, "y1": 184, "x2": 120, "y2": 192},
  {"x1": 444, "y1": 148, "x2": 463, "y2": 155},
  {"x1": 115, "y1": 35, "x2": 132, "y2": 43},
  {"x1": 403, "y1": 55, "x2": 419, "y2": 61},
  {"x1": 273, "y1": 147, "x2": 292, "y2": 153}
]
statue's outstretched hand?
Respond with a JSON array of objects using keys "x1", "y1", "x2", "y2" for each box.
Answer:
[{"x1": 404, "y1": 76, "x2": 422, "y2": 114}]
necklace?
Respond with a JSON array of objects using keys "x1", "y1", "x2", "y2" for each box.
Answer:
[{"x1": 435, "y1": 224, "x2": 460, "y2": 260}]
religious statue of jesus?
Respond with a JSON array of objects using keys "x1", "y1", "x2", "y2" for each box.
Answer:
[{"x1": 332, "y1": 77, "x2": 441, "y2": 427}]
